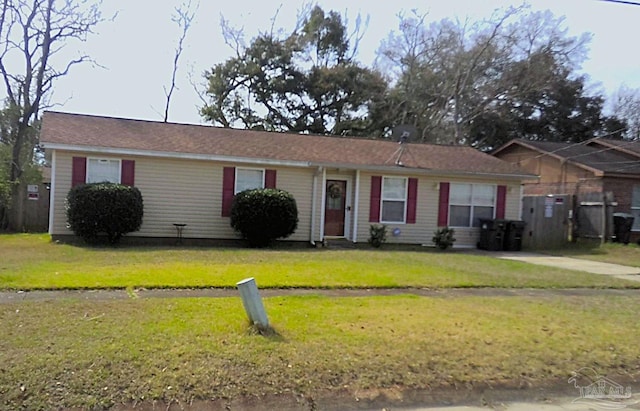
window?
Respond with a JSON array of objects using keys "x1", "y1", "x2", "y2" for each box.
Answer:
[
  {"x1": 235, "y1": 168, "x2": 264, "y2": 194},
  {"x1": 381, "y1": 177, "x2": 407, "y2": 223},
  {"x1": 449, "y1": 183, "x2": 496, "y2": 227},
  {"x1": 632, "y1": 185, "x2": 640, "y2": 231},
  {"x1": 86, "y1": 158, "x2": 120, "y2": 183}
]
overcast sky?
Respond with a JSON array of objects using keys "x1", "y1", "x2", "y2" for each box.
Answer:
[{"x1": 49, "y1": 0, "x2": 640, "y2": 125}]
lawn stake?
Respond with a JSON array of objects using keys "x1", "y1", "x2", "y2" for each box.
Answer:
[{"x1": 236, "y1": 277, "x2": 269, "y2": 328}]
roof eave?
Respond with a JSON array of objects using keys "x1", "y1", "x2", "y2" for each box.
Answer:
[
  {"x1": 311, "y1": 161, "x2": 537, "y2": 180},
  {"x1": 602, "y1": 171, "x2": 640, "y2": 179},
  {"x1": 42, "y1": 142, "x2": 536, "y2": 181},
  {"x1": 497, "y1": 140, "x2": 609, "y2": 175},
  {"x1": 40, "y1": 142, "x2": 313, "y2": 168}
]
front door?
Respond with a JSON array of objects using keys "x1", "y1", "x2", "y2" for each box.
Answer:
[{"x1": 324, "y1": 180, "x2": 347, "y2": 236}]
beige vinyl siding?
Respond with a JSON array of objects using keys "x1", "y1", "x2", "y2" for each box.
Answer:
[
  {"x1": 439, "y1": 177, "x2": 522, "y2": 248},
  {"x1": 355, "y1": 172, "x2": 439, "y2": 245},
  {"x1": 270, "y1": 166, "x2": 313, "y2": 242},
  {"x1": 50, "y1": 151, "x2": 73, "y2": 235},
  {"x1": 504, "y1": 183, "x2": 521, "y2": 220},
  {"x1": 309, "y1": 169, "x2": 324, "y2": 244},
  {"x1": 134, "y1": 157, "x2": 221, "y2": 238},
  {"x1": 50, "y1": 149, "x2": 523, "y2": 247},
  {"x1": 50, "y1": 151, "x2": 314, "y2": 241},
  {"x1": 354, "y1": 173, "x2": 522, "y2": 248}
]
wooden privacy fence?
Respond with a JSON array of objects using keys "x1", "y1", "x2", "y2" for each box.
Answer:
[
  {"x1": 521, "y1": 195, "x2": 571, "y2": 249},
  {"x1": 521, "y1": 192, "x2": 616, "y2": 249},
  {"x1": 574, "y1": 192, "x2": 615, "y2": 244},
  {"x1": 0, "y1": 182, "x2": 50, "y2": 232}
]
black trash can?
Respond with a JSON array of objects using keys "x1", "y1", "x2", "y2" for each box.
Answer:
[
  {"x1": 478, "y1": 218, "x2": 507, "y2": 251},
  {"x1": 504, "y1": 220, "x2": 526, "y2": 251},
  {"x1": 613, "y1": 213, "x2": 635, "y2": 245}
]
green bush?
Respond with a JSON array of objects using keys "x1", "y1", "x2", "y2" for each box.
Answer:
[
  {"x1": 230, "y1": 188, "x2": 298, "y2": 247},
  {"x1": 368, "y1": 224, "x2": 387, "y2": 248},
  {"x1": 66, "y1": 183, "x2": 143, "y2": 245},
  {"x1": 432, "y1": 227, "x2": 456, "y2": 250}
]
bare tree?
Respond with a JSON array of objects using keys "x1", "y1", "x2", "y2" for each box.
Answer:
[
  {"x1": 376, "y1": 6, "x2": 593, "y2": 146},
  {"x1": 163, "y1": 0, "x2": 198, "y2": 123},
  {"x1": 0, "y1": 0, "x2": 104, "y2": 230},
  {"x1": 611, "y1": 85, "x2": 640, "y2": 140}
]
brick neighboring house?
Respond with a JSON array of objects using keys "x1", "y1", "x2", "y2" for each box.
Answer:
[{"x1": 492, "y1": 138, "x2": 640, "y2": 235}]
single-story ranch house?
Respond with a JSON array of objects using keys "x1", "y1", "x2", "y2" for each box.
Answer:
[{"x1": 41, "y1": 111, "x2": 534, "y2": 247}]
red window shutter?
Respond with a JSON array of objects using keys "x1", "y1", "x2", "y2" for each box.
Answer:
[
  {"x1": 71, "y1": 157, "x2": 86, "y2": 187},
  {"x1": 265, "y1": 169, "x2": 277, "y2": 188},
  {"x1": 121, "y1": 160, "x2": 135, "y2": 186},
  {"x1": 406, "y1": 178, "x2": 418, "y2": 224},
  {"x1": 369, "y1": 176, "x2": 382, "y2": 223},
  {"x1": 222, "y1": 167, "x2": 235, "y2": 217},
  {"x1": 437, "y1": 182, "x2": 450, "y2": 227},
  {"x1": 496, "y1": 185, "x2": 507, "y2": 219}
]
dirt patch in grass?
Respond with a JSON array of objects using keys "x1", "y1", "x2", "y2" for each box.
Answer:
[{"x1": 1, "y1": 286, "x2": 639, "y2": 304}]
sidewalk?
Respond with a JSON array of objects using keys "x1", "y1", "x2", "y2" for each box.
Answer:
[
  {"x1": 400, "y1": 387, "x2": 640, "y2": 411},
  {"x1": 411, "y1": 398, "x2": 640, "y2": 410},
  {"x1": 1, "y1": 287, "x2": 639, "y2": 303}
]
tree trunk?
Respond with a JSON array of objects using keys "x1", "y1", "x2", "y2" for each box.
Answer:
[{"x1": 7, "y1": 183, "x2": 25, "y2": 232}]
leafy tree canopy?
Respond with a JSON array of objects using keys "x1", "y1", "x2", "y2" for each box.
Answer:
[{"x1": 201, "y1": 5, "x2": 387, "y2": 136}]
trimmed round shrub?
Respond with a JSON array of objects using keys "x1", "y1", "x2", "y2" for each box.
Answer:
[
  {"x1": 230, "y1": 188, "x2": 298, "y2": 247},
  {"x1": 66, "y1": 182, "x2": 143, "y2": 245}
]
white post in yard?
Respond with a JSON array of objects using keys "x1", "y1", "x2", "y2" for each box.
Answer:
[{"x1": 236, "y1": 277, "x2": 269, "y2": 328}]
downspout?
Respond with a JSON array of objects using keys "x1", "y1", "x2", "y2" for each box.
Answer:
[
  {"x1": 310, "y1": 167, "x2": 322, "y2": 246},
  {"x1": 352, "y1": 170, "x2": 360, "y2": 243},
  {"x1": 47, "y1": 150, "x2": 56, "y2": 235}
]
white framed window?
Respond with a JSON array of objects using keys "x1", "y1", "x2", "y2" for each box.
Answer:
[
  {"x1": 631, "y1": 185, "x2": 640, "y2": 231},
  {"x1": 87, "y1": 158, "x2": 120, "y2": 183},
  {"x1": 235, "y1": 168, "x2": 265, "y2": 194},
  {"x1": 449, "y1": 183, "x2": 496, "y2": 227},
  {"x1": 381, "y1": 176, "x2": 407, "y2": 223}
]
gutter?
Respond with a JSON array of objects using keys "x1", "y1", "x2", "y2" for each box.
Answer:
[
  {"x1": 308, "y1": 162, "x2": 537, "y2": 181},
  {"x1": 42, "y1": 143, "x2": 537, "y2": 180},
  {"x1": 40, "y1": 142, "x2": 313, "y2": 169}
]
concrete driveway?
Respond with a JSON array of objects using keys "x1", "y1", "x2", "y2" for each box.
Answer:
[{"x1": 477, "y1": 251, "x2": 640, "y2": 283}]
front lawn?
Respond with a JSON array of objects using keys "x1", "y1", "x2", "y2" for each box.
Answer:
[
  {"x1": 0, "y1": 234, "x2": 636, "y2": 289},
  {"x1": 3, "y1": 234, "x2": 639, "y2": 410},
  {"x1": 1, "y1": 295, "x2": 638, "y2": 410}
]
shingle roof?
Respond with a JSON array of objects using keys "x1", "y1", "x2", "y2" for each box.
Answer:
[
  {"x1": 503, "y1": 139, "x2": 640, "y2": 175},
  {"x1": 588, "y1": 138, "x2": 640, "y2": 157},
  {"x1": 40, "y1": 111, "x2": 530, "y2": 177}
]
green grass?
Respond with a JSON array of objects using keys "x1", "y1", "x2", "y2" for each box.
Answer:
[
  {"x1": 1, "y1": 295, "x2": 639, "y2": 410},
  {"x1": 3, "y1": 234, "x2": 640, "y2": 409},
  {"x1": 547, "y1": 240, "x2": 640, "y2": 267},
  {"x1": 0, "y1": 234, "x2": 637, "y2": 289}
]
